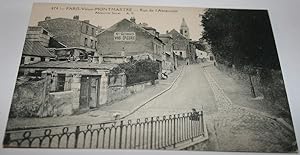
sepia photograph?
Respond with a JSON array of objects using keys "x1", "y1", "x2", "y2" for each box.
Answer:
[{"x1": 2, "y1": 2, "x2": 298, "y2": 153}]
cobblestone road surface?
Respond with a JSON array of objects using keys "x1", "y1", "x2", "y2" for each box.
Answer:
[{"x1": 198, "y1": 65, "x2": 297, "y2": 152}]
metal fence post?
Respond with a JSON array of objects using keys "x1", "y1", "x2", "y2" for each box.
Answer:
[
  {"x1": 119, "y1": 120, "x2": 123, "y2": 149},
  {"x1": 173, "y1": 114, "x2": 176, "y2": 148},
  {"x1": 150, "y1": 117, "x2": 153, "y2": 149},
  {"x1": 74, "y1": 126, "x2": 80, "y2": 148},
  {"x1": 200, "y1": 111, "x2": 204, "y2": 135},
  {"x1": 191, "y1": 113, "x2": 194, "y2": 142}
]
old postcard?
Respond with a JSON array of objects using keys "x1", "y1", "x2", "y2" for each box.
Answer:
[{"x1": 2, "y1": 2, "x2": 297, "y2": 152}]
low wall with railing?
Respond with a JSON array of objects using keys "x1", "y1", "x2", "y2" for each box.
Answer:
[{"x1": 4, "y1": 111, "x2": 207, "y2": 150}]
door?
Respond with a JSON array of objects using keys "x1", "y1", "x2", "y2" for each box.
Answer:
[
  {"x1": 79, "y1": 76, "x2": 90, "y2": 109},
  {"x1": 80, "y1": 76, "x2": 100, "y2": 109},
  {"x1": 89, "y1": 77, "x2": 100, "y2": 108}
]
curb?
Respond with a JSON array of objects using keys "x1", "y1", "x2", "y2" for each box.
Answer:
[
  {"x1": 120, "y1": 66, "x2": 185, "y2": 119},
  {"x1": 202, "y1": 64, "x2": 295, "y2": 133}
]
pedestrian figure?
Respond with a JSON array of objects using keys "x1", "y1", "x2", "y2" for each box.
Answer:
[{"x1": 190, "y1": 108, "x2": 200, "y2": 121}]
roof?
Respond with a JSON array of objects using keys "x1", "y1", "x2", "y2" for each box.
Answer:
[
  {"x1": 180, "y1": 18, "x2": 188, "y2": 28},
  {"x1": 159, "y1": 34, "x2": 173, "y2": 39},
  {"x1": 168, "y1": 29, "x2": 189, "y2": 40},
  {"x1": 39, "y1": 17, "x2": 97, "y2": 28},
  {"x1": 143, "y1": 26, "x2": 156, "y2": 31},
  {"x1": 21, "y1": 61, "x2": 118, "y2": 70},
  {"x1": 22, "y1": 40, "x2": 54, "y2": 57}
]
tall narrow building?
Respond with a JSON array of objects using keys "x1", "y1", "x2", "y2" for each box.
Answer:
[{"x1": 179, "y1": 18, "x2": 190, "y2": 39}]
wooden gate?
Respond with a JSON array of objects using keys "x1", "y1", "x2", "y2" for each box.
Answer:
[{"x1": 79, "y1": 76, "x2": 100, "y2": 109}]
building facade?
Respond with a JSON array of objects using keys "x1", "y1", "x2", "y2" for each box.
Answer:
[
  {"x1": 96, "y1": 18, "x2": 165, "y2": 63},
  {"x1": 168, "y1": 29, "x2": 190, "y2": 65},
  {"x1": 159, "y1": 33, "x2": 178, "y2": 72},
  {"x1": 38, "y1": 16, "x2": 98, "y2": 52}
]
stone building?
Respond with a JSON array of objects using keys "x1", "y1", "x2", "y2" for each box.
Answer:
[
  {"x1": 18, "y1": 60, "x2": 123, "y2": 115},
  {"x1": 20, "y1": 40, "x2": 54, "y2": 66},
  {"x1": 188, "y1": 42, "x2": 197, "y2": 64},
  {"x1": 96, "y1": 18, "x2": 165, "y2": 66},
  {"x1": 167, "y1": 18, "x2": 197, "y2": 66},
  {"x1": 159, "y1": 33, "x2": 178, "y2": 72},
  {"x1": 38, "y1": 16, "x2": 98, "y2": 52},
  {"x1": 168, "y1": 29, "x2": 190, "y2": 65},
  {"x1": 26, "y1": 26, "x2": 53, "y2": 47}
]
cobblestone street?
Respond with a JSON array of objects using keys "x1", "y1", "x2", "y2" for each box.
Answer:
[{"x1": 197, "y1": 65, "x2": 297, "y2": 152}]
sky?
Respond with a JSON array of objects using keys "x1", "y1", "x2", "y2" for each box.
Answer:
[{"x1": 29, "y1": 3, "x2": 205, "y2": 40}]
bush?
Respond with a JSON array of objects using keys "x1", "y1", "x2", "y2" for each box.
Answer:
[{"x1": 110, "y1": 59, "x2": 160, "y2": 86}]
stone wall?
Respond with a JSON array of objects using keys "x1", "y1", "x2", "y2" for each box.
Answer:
[
  {"x1": 107, "y1": 80, "x2": 153, "y2": 104},
  {"x1": 38, "y1": 91, "x2": 75, "y2": 117},
  {"x1": 9, "y1": 76, "x2": 51, "y2": 118}
]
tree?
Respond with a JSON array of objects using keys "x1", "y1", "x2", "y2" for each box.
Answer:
[{"x1": 201, "y1": 9, "x2": 280, "y2": 70}]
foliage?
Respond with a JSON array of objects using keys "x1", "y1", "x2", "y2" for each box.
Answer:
[
  {"x1": 111, "y1": 59, "x2": 160, "y2": 85},
  {"x1": 201, "y1": 9, "x2": 280, "y2": 70}
]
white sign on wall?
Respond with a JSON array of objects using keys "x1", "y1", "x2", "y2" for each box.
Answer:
[{"x1": 114, "y1": 32, "x2": 136, "y2": 41}]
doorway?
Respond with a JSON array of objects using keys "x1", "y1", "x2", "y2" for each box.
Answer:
[{"x1": 79, "y1": 75, "x2": 101, "y2": 109}]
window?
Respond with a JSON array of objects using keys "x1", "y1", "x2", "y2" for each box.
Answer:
[
  {"x1": 42, "y1": 30, "x2": 48, "y2": 35},
  {"x1": 95, "y1": 41, "x2": 97, "y2": 49},
  {"x1": 84, "y1": 38, "x2": 88, "y2": 46},
  {"x1": 180, "y1": 52, "x2": 182, "y2": 56},
  {"x1": 41, "y1": 57, "x2": 45, "y2": 61},
  {"x1": 30, "y1": 57, "x2": 34, "y2": 61},
  {"x1": 57, "y1": 74, "x2": 66, "y2": 92},
  {"x1": 91, "y1": 40, "x2": 94, "y2": 48},
  {"x1": 91, "y1": 28, "x2": 94, "y2": 36},
  {"x1": 85, "y1": 25, "x2": 89, "y2": 34}
]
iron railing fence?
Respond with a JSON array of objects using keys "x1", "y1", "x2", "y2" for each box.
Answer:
[{"x1": 3, "y1": 111, "x2": 204, "y2": 149}]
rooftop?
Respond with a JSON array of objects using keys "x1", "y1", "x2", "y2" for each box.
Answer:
[
  {"x1": 159, "y1": 34, "x2": 173, "y2": 39},
  {"x1": 21, "y1": 61, "x2": 118, "y2": 70},
  {"x1": 22, "y1": 40, "x2": 54, "y2": 57}
]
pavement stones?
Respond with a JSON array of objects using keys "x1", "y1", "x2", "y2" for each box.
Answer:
[{"x1": 199, "y1": 64, "x2": 297, "y2": 152}]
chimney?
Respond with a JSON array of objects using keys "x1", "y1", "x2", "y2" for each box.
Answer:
[
  {"x1": 130, "y1": 17, "x2": 136, "y2": 23},
  {"x1": 73, "y1": 15, "x2": 79, "y2": 20},
  {"x1": 45, "y1": 16, "x2": 51, "y2": 20},
  {"x1": 83, "y1": 20, "x2": 90, "y2": 24}
]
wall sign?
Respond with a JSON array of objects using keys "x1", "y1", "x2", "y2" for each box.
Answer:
[{"x1": 114, "y1": 32, "x2": 136, "y2": 41}]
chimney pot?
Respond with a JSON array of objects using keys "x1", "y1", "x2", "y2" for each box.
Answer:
[
  {"x1": 45, "y1": 16, "x2": 51, "y2": 20},
  {"x1": 130, "y1": 17, "x2": 136, "y2": 23},
  {"x1": 73, "y1": 15, "x2": 79, "y2": 20}
]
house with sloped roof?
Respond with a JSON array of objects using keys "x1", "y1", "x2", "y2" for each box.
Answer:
[
  {"x1": 20, "y1": 40, "x2": 55, "y2": 66},
  {"x1": 96, "y1": 18, "x2": 165, "y2": 63}
]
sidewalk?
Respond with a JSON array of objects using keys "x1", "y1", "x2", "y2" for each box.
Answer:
[{"x1": 6, "y1": 66, "x2": 184, "y2": 130}]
